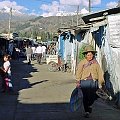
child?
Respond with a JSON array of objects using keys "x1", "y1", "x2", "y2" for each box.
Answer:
[{"x1": 0, "y1": 54, "x2": 16, "y2": 94}]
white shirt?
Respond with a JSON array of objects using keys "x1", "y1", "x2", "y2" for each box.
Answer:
[
  {"x1": 3, "y1": 61, "x2": 11, "y2": 75},
  {"x1": 42, "y1": 46, "x2": 46, "y2": 53},
  {"x1": 35, "y1": 46, "x2": 43, "y2": 53},
  {"x1": 31, "y1": 47, "x2": 36, "y2": 54},
  {"x1": 15, "y1": 48, "x2": 20, "y2": 52}
]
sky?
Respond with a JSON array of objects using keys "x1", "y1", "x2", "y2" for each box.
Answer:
[{"x1": 0, "y1": 0, "x2": 119, "y2": 17}]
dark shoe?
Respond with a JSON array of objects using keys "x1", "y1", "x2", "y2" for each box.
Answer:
[
  {"x1": 84, "y1": 112, "x2": 90, "y2": 118},
  {"x1": 88, "y1": 106, "x2": 92, "y2": 113}
]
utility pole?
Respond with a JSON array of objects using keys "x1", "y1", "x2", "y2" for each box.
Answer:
[
  {"x1": 61, "y1": 12, "x2": 63, "y2": 27},
  {"x1": 117, "y1": 0, "x2": 120, "y2": 7},
  {"x1": 76, "y1": 5, "x2": 79, "y2": 26},
  {"x1": 8, "y1": 7, "x2": 12, "y2": 40},
  {"x1": 71, "y1": 15, "x2": 74, "y2": 26},
  {"x1": 57, "y1": 6, "x2": 60, "y2": 29},
  {"x1": 89, "y1": 0, "x2": 91, "y2": 12}
]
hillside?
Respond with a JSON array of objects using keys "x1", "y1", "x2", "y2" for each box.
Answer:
[
  {"x1": 15, "y1": 15, "x2": 84, "y2": 33},
  {"x1": 0, "y1": 13, "x2": 84, "y2": 39},
  {"x1": 0, "y1": 12, "x2": 37, "y2": 33}
]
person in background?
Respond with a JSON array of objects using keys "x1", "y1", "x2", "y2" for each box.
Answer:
[
  {"x1": 42, "y1": 44, "x2": 46, "y2": 61},
  {"x1": 8, "y1": 41, "x2": 14, "y2": 56},
  {"x1": 31, "y1": 45, "x2": 36, "y2": 60},
  {"x1": 76, "y1": 45, "x2": 105, "y2": 118},
  {"x1": 26, "y1": 46, "x2": 33, "y2": 65},
  {"x1": 15, "y1": 47, "x2": 20, "y2": 61},
  {"x1": 35, "y1": 44, "x2": 43, "y2": 64}
]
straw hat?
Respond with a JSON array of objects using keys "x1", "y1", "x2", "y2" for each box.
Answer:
[{"x1": 82, "y1": 45, "x2": 97, "y2": 54}]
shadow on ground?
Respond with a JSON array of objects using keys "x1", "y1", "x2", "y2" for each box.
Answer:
[{"x1": 0, "y1": 58, "x2": 119, "y2": 120}]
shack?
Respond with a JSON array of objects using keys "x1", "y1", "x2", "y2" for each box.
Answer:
[
  {"x1": 75, "y1": 7, "x2": 120, "y2": 107},
  {"x1": 58, "y1": 29, "x2": 76, "y2": 72}
]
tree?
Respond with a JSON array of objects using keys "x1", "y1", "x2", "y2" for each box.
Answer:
[
  {"x1": 32, "y1": 30, "x2": 38, "y2": 39},
  {"x1": 40, "y1": 32, "x2": 47, "y2": 42}
]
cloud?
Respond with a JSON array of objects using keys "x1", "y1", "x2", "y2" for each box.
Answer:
[
  {"x1": 27, "y1": 9, "x2": 39, "y2": 16},
  {"x1": 91, "y1": 0, "x2": 101, "y2": 6},
  {"x1": 40, "y1": 1, "x2": 60, "y2": 17},
  {"x1": 106, "y1": 1, "x2": 118, "y2": 8},
  {"x1": 60, "y1": 0, "x2": 81, "y2": 5},
  {"x1": 81, "y1": 8, "x2": 89, "y2": 14},
  {"x1": 0, "y1": 0, "x2": 28, "y2": 16},
  {"x1": 40, "y1": 0, "x2": 101, "y2": 17},
  {"x1": 60, "y1": 0, "x2": 101, "y2": 7}
]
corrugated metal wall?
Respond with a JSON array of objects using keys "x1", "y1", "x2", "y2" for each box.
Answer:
[{"x1": 75, "y1": 23, "x2": 120, "y2": 107}]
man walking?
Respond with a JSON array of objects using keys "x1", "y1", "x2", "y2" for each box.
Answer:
[
  {"x1": 26, "y1": 46, "x2": 33, "y2": 65},
  {"x1": 42, "y1": 44, "x2": 46, "y2": 60},
  {"x1": 31, "y1": 45, "x2": 36, "y2": 60},
  {"x1": 35, "y1": 44, "x2": 43, "y2": 64}
]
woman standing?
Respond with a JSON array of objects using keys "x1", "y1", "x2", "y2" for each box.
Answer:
[{"x1": 76, "y1": 45, "x2": 105, "y2": 118}]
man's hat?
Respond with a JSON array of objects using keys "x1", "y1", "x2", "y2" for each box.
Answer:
[{"x1": 82, "y1": 45, "x2": 97, "y2": 54}]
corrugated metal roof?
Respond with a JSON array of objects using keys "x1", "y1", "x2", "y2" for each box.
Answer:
[{"x1": 82, "y1": 7, "x2": 120, "y2": 24}]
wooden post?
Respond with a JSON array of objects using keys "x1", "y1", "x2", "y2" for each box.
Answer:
[
  {"x1": 77, "y1": 5, "x2": 79, "y2": 26},
  {"x1": 8, "y1": 7, "x2": 12, "y2": 40},
  {"x1": 89, "y1": 0, "x2": 91, "y2": 12}
]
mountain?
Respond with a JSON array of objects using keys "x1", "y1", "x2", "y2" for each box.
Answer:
[
  {"x1": 15, "y1": 15, "x2": 84, "y2": 33},
  {"x1": 0, "y1": 12, "x2": 36, "y2": 33},
  {"x1": 0, "y1": 13, "x2": 84, "y2": 37},
  {"x1": 0, "y1": 12, "x2": 36, "y2": 21}
]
